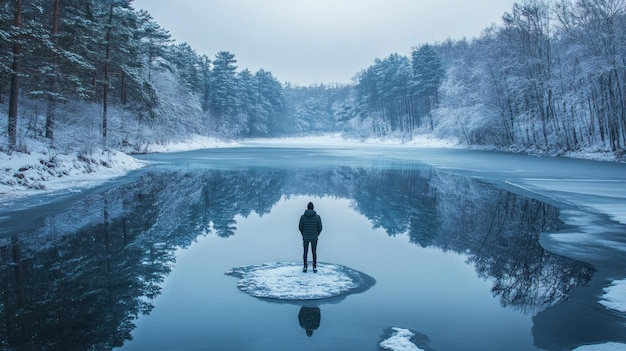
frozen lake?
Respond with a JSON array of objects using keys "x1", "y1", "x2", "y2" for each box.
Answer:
[{"x1": 0, "y1": 144, "x2": 625, "y2": 350}]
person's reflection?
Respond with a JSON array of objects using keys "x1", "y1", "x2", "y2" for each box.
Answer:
[{"x1": 298, "y1": 306, "x2": 321, "y2": 337}]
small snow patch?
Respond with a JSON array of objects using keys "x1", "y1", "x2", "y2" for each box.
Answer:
[
  {"x1": 573, "y1": 343, "x2": 626, "y2": 351},
  {"x1": 600, "y1": 279, "x2": 626, "y2": 313},
  {"x1": 379, "y1": 328, "x2": 423, "y2": 351},
  {"x1": 225, "y1": 262, "x2": 374, "y2": 300}
]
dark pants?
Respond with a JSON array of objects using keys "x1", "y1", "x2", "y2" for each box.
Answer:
[{"x1": 303, "y1": 240, "x2": 318, "y2": 267}]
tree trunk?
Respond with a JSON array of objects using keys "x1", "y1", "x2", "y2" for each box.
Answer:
[
  {"x1": 121, "y1": 71, "x2": 127, "y2": 105},
  {"x1": 45, "y1": 0, "x2": 61, "y2": 141},
  {"x1": 102, "y1": 4, "x2": 114, "y2": 149},
  {"x1": 8, "y1": 0, "x2": 22, "y2": 149}
]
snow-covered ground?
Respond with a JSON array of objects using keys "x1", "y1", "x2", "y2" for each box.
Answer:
[
  {"x1": 225, "y1": 262, "x2": 373, "y2": 300},
  {"x1": 241, "y1": 133, "x2": 459, "y2": 149},
  {"x1": 0, "y1": 134, "x2": 237, "y2": 202},
  {"x1": 0, "y1": 142, "x2": 144, "y2": 200},
  {"x1": 140, "y1": 134, "x2": 240, "y2": 153}
]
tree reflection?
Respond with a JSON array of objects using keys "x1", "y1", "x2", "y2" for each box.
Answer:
[
  {"x1": 0, "y1": 163, "x2": 594, "y2": 349},
  {"x1": 0, "y1": 193, "x2": 170, "y2": 350},
  {"x1": 432, "y1": 179, "x2": 595, "y2": 313}
]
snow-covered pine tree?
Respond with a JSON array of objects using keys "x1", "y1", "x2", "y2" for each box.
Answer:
[
  {"x1": 254, "y1": 69, "x2": 287, "y2": 136},
  {"x1": 210, "y1": 51, "x2": 239, "y2": 135},
  {"x1": 412, "y1": 44, "x2": 445, "y2": 131}
]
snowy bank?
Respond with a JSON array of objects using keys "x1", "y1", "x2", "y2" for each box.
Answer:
[
  {"x1": 0, "y1": 135, "x2": 237, "y2": 203},
  {"x1": 241, "y1": 133, "x2": 459, "y2": 149},
  {"x1": 138, "y1": 134, "x2": 239, "y2": 153},
  {"x1": 0, "y1": 145, "x2": 144, "y2": 202},
  {"x1": 243, "y1": 134, "x2": 624, "y2": 162}
]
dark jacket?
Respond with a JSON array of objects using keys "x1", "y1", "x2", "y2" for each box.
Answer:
[{"x1": 299, "y1": 209, "x2": 322, "y2": 241}]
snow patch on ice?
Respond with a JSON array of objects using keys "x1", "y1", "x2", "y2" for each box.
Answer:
[
  {"x1": 225, "y1": 262, "x2": 374, "y2": 300},
  {"x1": 521, "y1": 178, "x2": 626, "y2": 225},
  {"x1": 379, "y1": 328, "x2": 423, "y2": 351},
  {"x1": 572, "y1": 343, "x2": 626, "y2": 351},
  {"x1": 600, "y1": 279, "x2": 626, "y2": 313},
  {"x1": 544, "y1": 210, "x2": 626, "y2": 255}
]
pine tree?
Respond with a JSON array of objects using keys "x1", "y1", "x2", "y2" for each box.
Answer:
[
  {"x1": 93, "y1": 0, "x2": 145, "y2": 148},
  {"x1": 237, "y1": 69, "x2": 259, "y2": 136},
  {"x1": 254, "y1": 69, "x2": 286, "y2": 136},
  {"x1": 136, "y1": 10, "x2": 171, "y2": 83},
  {"x1": 210, "y1": 51, "x2": 239, "y2": 134},
  {"x1": 169, "y1": 42, "x2": 201, "y2": 92},
  {"x1": 411, "y1": 44, "x2": 445, "y2": 130}
]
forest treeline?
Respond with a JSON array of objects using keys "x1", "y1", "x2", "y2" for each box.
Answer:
[
  {"x1": 347, "y1": 0, "x2": 626, "y2": 154},
  {"x1": 0, "y1": 0, "x2": 293, "y2": 152},
  {"x1": 445, "y1": 0, "x2": 626, "y2": 153},
  {"x1": 1, "y1": 0, "x2": 625, "y2": 155}
]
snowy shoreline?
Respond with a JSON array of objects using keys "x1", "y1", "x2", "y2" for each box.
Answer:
[
  {"x1": 0, "y1": 135, "x2": 237, "y2": 203},
  {"x1": 0, "y1": 145, "x2": 145, "y2": 202},
  {"x1": 1, "y1": 133, "x2": 623, "y2": 204}
]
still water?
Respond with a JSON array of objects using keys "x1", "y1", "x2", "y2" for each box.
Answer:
[{"x1": 0, "y1": 147, "x2": 621, "y2": 350}]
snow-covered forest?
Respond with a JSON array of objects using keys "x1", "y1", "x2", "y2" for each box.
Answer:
[
  {"x1": 347, "y1": 0, "x2": 626, "y2": 156},
  {"x1": 1, "y1": 0, "x2": 625, "y2": 157},
  {"x1": 0, "y1": 0, "x2": 290, "y2": 154}
]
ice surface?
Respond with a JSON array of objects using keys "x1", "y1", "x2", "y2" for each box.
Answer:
[
  {"x1": 225, "y1": 262, "x2": 375, "y2": 300},
  {"x1": 520, "y1": 178, "x2": 626, "y2": 225},
  {"x1": 379, "y1": 327, "x2": 422, "y2": 351},
  {"x1": 572, "y1": 343, "x2": 626, "y2": 351},
  {"x1": 600, "y1": 279, "x2": 626, "y2": 313}
]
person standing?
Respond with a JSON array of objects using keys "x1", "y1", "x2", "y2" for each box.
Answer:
[{"x1": 299, "y1": 202, "x2": 322, "y2": 273}]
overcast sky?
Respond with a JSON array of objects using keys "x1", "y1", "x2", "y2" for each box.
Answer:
[{"x1": 132, "y1": 0, "x2": 518, "y2": 86}]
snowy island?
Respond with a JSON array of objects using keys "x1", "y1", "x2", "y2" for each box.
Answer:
[{"x1": 225, "y1": 261, "x2": 376, "y2": 301}]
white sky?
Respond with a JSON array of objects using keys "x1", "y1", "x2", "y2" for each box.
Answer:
[{"x1": 132, "y1": 0, "x2": 518, "y2": 86}]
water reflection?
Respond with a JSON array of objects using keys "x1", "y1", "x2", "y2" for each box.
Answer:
[
  {"x1": 0, "y1": 161, "x2": 596, "y2": 350},
  {"x1": 298, "y1": 306, "x2": 321, "y2": 337}
]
